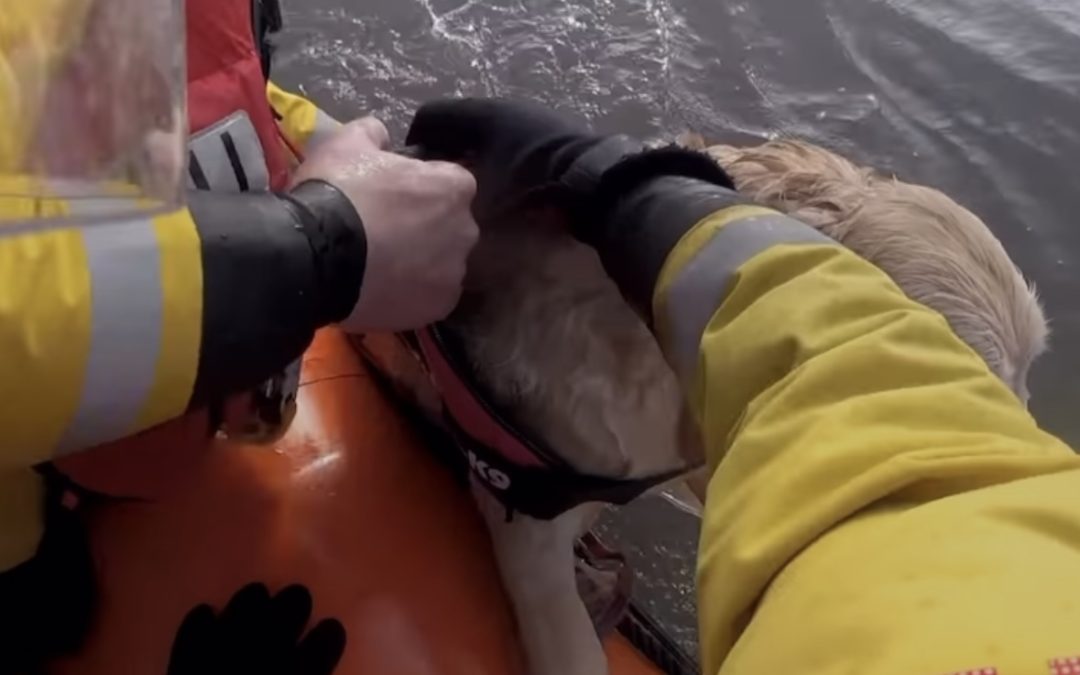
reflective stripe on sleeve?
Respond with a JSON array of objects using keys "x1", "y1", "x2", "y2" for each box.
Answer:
[
  {"x1": 55, "y1": 200, "x2": 164, "y2": 454},
  {"x1": 654, "y1": 206, "x2": 835, "y2": 384},
  {"x1": 52, "y1": 203, "x2": 202, "y2": 454},
  {"x1": 134, "y1": 208, "x2": 202, "y2": 431}
]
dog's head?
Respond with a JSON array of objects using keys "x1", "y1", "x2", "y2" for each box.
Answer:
[
  {"x1": 685, "y1": 136, "x2": 1048, "y2": 403},
  {"x1": 853, "y1": 184, "x2": 1048, "y2": 404}
]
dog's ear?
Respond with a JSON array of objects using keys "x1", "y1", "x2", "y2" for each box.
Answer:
[{"x1": 674, "y1": 131, "x2": 707, "y2": 151}]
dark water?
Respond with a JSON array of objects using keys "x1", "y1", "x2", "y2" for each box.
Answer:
[{"x1": 275, "y1": 0, "x2": 1080, "y2": 659}]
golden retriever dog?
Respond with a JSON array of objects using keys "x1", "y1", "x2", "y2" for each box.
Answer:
[
  {"x1": 699, "y1": 137, "x2": 1048, "y2": 402},
  {"x1": 443, "y1": 137, "x2": 1048, "y2": 675}
]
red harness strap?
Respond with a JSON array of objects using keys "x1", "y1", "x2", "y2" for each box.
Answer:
[
  {"x1": 415, "y1": 325, "x2": 690, "y2": 520},
  {"x1": 416, "y1": 328, "x2": 544, "y2": 469}
]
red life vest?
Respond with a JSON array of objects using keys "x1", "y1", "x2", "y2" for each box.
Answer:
[
  {"x1": 55, "y1": 3, "x2": 300, "y2": 498},
  {"x1": 185, "y1": 0, "x2": 291, "y2": 190}
]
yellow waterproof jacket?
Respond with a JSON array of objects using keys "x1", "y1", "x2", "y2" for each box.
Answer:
[
  {"x1": 638, "y1": 198, "x2": 1080, "y2": 674},
  {"x1": 0, "y1": 83, "x2": 347, "y2": 573}
]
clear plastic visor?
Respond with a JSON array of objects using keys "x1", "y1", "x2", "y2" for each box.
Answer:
[{"x1": 0, "y1": 0, "x2": 186, "y2": 236}]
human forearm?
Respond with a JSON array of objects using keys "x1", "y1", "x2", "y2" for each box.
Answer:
[{"x1": 614, "y1": 192, "x2": 1078, "y2": 671}]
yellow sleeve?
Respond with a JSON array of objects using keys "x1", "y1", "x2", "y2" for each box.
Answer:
[
  {"x1": 0, "y1": 206, "x2": 202, "y2": 465},
  {"x1": 0, "y1": 197, "x2": 202, "y2": 570},
  {"x1": 653, "y1": 207, "x2": 1080, "y2": 675},
  {"x1": 267, "y1": 81, "x2": 340, "y2": 157}
]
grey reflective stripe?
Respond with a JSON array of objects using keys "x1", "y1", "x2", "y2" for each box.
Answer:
[
  {"x1": 56, "y1": 199, "x2": 163, "y2": 455},
  {"x1": 663, "y1": 214, "x2": 833, "y2": 383},
  {"x1": 306, "y1": 109, "x2": 341, "y2": 153},
  {"x1": 187, "y1": 111, "x2": 270, "y2": 192}
]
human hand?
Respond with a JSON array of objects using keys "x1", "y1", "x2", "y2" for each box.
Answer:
[
  {"x1": 167, "y1": 583, "x2": 346, "y2": 675},
  {"x1": 292, "y1": 117, "x2": 479, "y2": 332}
]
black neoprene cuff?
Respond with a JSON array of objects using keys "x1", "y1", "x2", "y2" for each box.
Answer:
[
  {"x1": 187, "y1": 184, "x2": 366, "y2": 407},
  {"x1": 562, "y1": 139, "x2": 736, "y2": 246},
  {"x1": 595, "y1": 176, "x2": 748, "y2": 325},
  {"x1": 283, "y1": 180, "x2": 367, "y2": 326},
  {"x1": 561, "y1": 140, "x2": 741, "y2": 322}
]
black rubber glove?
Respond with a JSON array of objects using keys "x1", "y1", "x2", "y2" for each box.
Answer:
[
  {"x1": 405, "y1": 98, "x2": 733, "y2": 243},
  {"x1": 167, "y1": 583, "x2": 346, "y2": 675},
  {"x1": 0, "y1": 470, "x2": 96, "y2": 674}
]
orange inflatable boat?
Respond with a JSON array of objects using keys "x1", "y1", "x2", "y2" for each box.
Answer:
[{"x1": 49, "y1": 329, "x2": 681, "y2": 674}]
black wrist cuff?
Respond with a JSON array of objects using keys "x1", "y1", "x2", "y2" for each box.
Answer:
[
  {"x1": 597, "y1": 176, "x2": 747, "y2": 322},
  {"x1": 565, "y1": 141, "x2": 736, "y2": 244},
  {"x1": 282, "y1": 180, "x2": 368, "y2": 326},
  {"x1": 596, "y1": 144, "x2": 735, "y2": 207}
]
